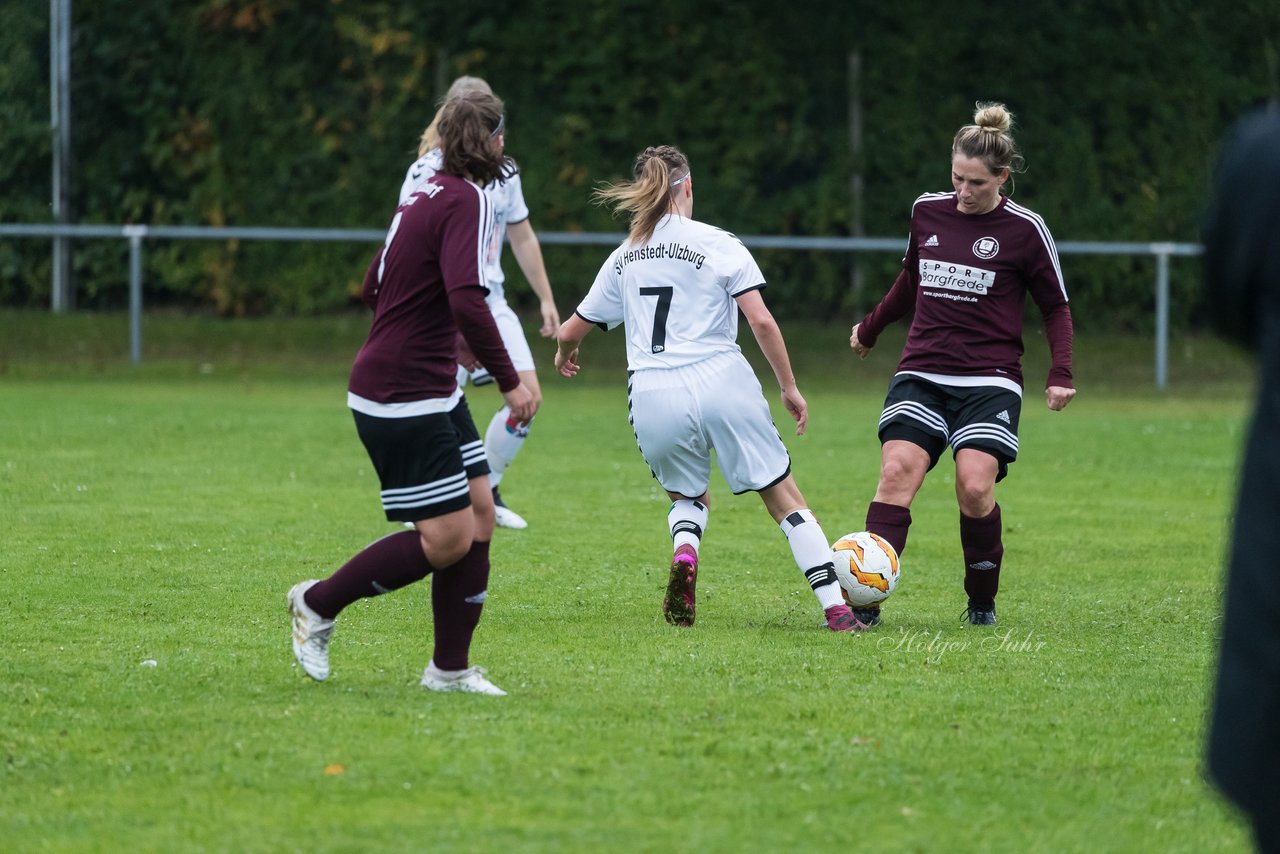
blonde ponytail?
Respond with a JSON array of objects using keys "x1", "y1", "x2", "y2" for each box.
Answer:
[{"x1": 593, "y1": 145, "x2": 690, "y2": 245}]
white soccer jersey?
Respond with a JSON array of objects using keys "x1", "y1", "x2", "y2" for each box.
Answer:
[
  {"x1": 397, "y1": 149, "x2": 445, "y2": 207},
  {"x1": 577, "y1": 214, "x2": 765, "y2": 371},
  {"x1": 398, "y1": 149, "x2": 529, "y2": 304}
]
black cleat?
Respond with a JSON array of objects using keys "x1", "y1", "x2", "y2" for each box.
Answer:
[
  {"x1": 852, "y1": 605, "x2": 882, "y2": 628},
  {"x1": 963, "y1": 602, "x2": 997, "y2": 625}
]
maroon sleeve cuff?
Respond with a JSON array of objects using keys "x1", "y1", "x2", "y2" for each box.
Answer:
[
  {"x1": 1046, "y1": 367, "x2": 1075, "y2": 389},
  {"x1": 856, "y1": 314, "x2": 880, "y2": 348},
  {"x1": 1042, "y1": 303, "x2": 1075, "y2": 389}
]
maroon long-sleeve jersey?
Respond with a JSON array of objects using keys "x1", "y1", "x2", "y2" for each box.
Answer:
[
  {"x1": 858, "y1": 193, "x2": 1073, "y2": 391},
  {"x1": 349, "y1": 174, "x2": 519, "y2": 404}
]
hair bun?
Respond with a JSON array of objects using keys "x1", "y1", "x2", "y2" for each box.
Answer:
[{"x1": 973, "y1": 101, "x2": 1013, "y2": 135}]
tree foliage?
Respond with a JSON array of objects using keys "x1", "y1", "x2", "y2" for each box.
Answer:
[{"x1": 1, "y1": 0, "x2": 1277, "y2": 328}]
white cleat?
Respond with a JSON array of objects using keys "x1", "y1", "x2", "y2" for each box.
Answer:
[
  {"x1": 288, "y1": 580, "x2": 334, "y2": 681},
  {"x1": 491, "y1": 487, "x2": 528, "y2": 529},
  {"x1": 493, "y1": 505, "x2": 528, "y2": 529},
  {"x1": 420, "y1": 661, "x2": 507, "y2": 696}
]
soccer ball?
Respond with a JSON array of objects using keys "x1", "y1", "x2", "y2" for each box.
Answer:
[{"x1": 831, "y1": 531, "x2": 900, "y2": 607}]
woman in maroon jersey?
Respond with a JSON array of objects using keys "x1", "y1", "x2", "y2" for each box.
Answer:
[
  {"x1": 849, "y1": 102, "x2": 1075, "y2": 627},
  {"x1": 285, "y1": 91, "x2": 537, "y2": 696}
]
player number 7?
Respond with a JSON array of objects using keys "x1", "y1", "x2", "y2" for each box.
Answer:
[{"x1": 639, "y1": 286, "x2": 673, "y2": 354}]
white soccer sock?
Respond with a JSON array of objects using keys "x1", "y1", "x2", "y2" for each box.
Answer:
[
  {"x1": 485, "y1": 406, "x2": 530, "y2": 489},
  {"x1": 668, "y1": 499, "x2": 708, "y2": 553},
  {"x1": 780, "y1": 509, "x2": 844, "y2": 609}
]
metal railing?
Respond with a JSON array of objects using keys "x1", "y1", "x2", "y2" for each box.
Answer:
[{"x1": 0, "y1": 222, "x2": 1202, "y2": 386}]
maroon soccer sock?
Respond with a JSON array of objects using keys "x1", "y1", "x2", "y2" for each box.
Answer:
[
  {"x1": 430, "y1": 539, "x2": 491, "y2": 671},
  {"x1": 961, "y1": 504, "x2": 1003, "y2": 608},
  {"x1": 305, "y1": 530, "x2": 433, "y2": 619},
  {"x1": 866, "y1": 500, "x2": 912, "y2": 558}
]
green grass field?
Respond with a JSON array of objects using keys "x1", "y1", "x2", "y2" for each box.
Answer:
[{"x1": 0, "y1": 310, "x2": 1259, "y2": 852}]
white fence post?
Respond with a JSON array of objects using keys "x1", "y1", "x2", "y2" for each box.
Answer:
[
  {"x1": 124, "y1": 225, "x2": 147, "y2": 364},
  {"x1": 1152, "y1": 244, "x2": 1174, "y2": 390}
]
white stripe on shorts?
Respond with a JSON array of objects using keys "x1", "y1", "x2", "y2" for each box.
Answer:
[
  {"x1": 381, "y1": 471, "x2": 469, "y2": 510},
  {"x1": 879, "y1": 400, "x2": 950, "y2": 438},
  {"x1": 951, "y1": 423, "x2": 1019, "y2": 454},
  {"x1": 460, "y1": 439, "x2": 486, "y2": 467}
]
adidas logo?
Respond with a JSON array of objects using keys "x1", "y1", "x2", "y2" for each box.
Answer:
[
  {"x1": 996, "y1": 410, "x2": 1011, "y2": 424},
  {"x1": 968, "y1": 561, "x2": 998, "y2": 571},
  {"x1": 924, "y1": 234, "x2": 940, "y2": 247}
]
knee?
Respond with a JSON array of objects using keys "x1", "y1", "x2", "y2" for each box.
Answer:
[
  {"x1": 955, "y1": 478, "x2": 994, "y2": 516},
  {"x1": 422, "y1": 529, "x2": 471, "y2": 568},
  {"x1": 954, "y1": 453, "x2": 998, "y2": 515},
  {"x1": 879, "y1": 454, "x2": 924, "y2": 489}
]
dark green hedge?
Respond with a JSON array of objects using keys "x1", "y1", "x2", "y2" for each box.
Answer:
[{"x1": 2, "y1": 0, "x2": 1277, "y2": 329}]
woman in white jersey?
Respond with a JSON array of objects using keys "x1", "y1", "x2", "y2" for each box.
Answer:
[
  {"x1": 401, "y1": 76, "x2": 560, "y2": 530},
  {"x1": 555, "y1": 145, "x2": 866, "y2": 632}
]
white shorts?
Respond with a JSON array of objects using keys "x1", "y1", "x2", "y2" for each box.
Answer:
[
  {"x1": 456, "y1": 297, "x2": 536, "y2": 387},
  {"x1": 628, "y1": 350, "x2": 791, "y2": 497},
  {"x1": 489, "y1": 298, "x2": 535, "y2": 373}
]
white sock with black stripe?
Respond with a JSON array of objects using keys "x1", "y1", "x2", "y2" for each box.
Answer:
[
  {"x1": 780, "y1": 509, "x2": 844, "y2": 609},
  {"x1": 668, "y1": 499, "x2": 708, "y2": 554}
]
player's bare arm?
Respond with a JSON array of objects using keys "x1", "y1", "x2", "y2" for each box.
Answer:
[
  {"x1": 507, "y1": 220, "x2": 560, "y2": 337},
  {"x1": 736, "y1": 290, "x2": 808, "y2": 435},
  {"x1": 554, "y1": 314, "x2": 593, "y2": 377}
]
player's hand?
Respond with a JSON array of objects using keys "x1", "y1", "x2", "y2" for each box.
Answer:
[
  {"x1": 1046, "y1": 385, "x2": 1076, "y2": 411},
  {"x1": 781, "y1": 385, "x2": 809, "y2": 436},
  {"x1": 539, "y1": 300, "x2": 561, "y2": 338},
  {"x1": 850, "y1": 323, "x2": 871, "y2": 359},
  {"x1": 555, "y1": 346, "x2": 580, "y2": 378},
  {"x1": 503, "y1": 381, "x2": 538, "y2": 424}
]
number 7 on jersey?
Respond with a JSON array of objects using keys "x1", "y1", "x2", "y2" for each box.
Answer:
[{"x1": 639, "y1": 286, "x2": 673, "y2": 354}]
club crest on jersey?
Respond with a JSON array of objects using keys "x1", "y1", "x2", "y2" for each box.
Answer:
[{"x1": 972, "y1": 237, "x2": 1000, "y2": 259}]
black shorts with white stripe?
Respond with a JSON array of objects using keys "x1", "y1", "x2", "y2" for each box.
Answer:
[
  {"x1": 877, "y1": 375, "x2": 1021, "y2": 482},
  {"x1": 352, "y1": 396, "x2": 489, "y2": 522}
]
